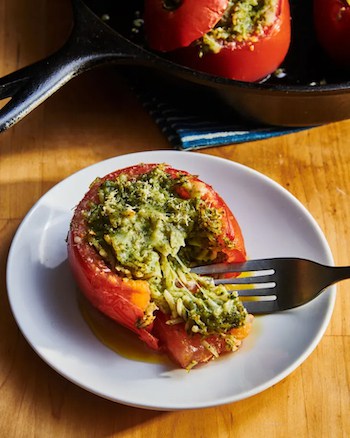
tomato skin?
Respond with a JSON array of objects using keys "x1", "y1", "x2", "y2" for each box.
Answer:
[
  {"x1": 144, "y1": 0, "x2": 229, "y2": 52},
  {"x1": 172, "y1": 0, "x2": 291, "y2": 82},
  {"x1": 67, "y1": 166, "x2": 160, "y2": 350},
  {"x1": 67, "y1": 163, "x2": 248, "y2": 367},
  {"x1": 68, "y1": 234, "x2": 160, "y2": 350},
  {"x1": 153, "y1": 312, "x2": 252, "y2": 368},
  {"x1": 314, "y1": 0, "x2": 350, "y2": 67},
  {"x1": 171, "y1": 175, "x2": 246, "y2": 263},
  {"x1": 189, "y1": 179, "x2": 246, "y2": 263}
]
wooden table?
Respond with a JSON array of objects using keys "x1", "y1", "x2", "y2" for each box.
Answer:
[{"x1": 1, "y1": 1, "x2": 349, "y2": 436}]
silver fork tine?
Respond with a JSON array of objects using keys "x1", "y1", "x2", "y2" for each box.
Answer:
[
  {"x1": 214, "y1": 274, "x2": 275, "y2": 285},
  {"x1": 192, "y1": 259, "x2": 275, "y2": 275},
  {"x1": 243, "y1": 300, "x2": 279, "y2": 314},
  {"x1": 237, "y1": 288, "x2": 276, "y2": 297},
  {"x1": 192, "y1": 258, "x2": 350, "y2": 313}
]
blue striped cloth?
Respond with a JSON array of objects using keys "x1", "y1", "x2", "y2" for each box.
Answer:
[{"x1": 133, "y1": 83, "x2": 305, "y2": 151}]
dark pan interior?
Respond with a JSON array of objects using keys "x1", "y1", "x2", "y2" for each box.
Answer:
[{"x1": 83, "y1": 0, "x2": 349, "y2": 88}]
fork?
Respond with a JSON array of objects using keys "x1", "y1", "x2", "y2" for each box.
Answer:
[{"x1": 192, "y1": 258, "x2": 350, "y2": 314}]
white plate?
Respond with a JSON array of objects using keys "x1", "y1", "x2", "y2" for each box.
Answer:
[{"x1": 6, "y1": 151, "x2": 335, "y2": 410}]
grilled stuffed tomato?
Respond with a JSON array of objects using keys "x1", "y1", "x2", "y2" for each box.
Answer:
[
  {"x1": 144, "y1": 0, "x2": 291, "y2": 82},
  {"x1": 67, "y1": 163, "x2": 251, "y2": 369}
]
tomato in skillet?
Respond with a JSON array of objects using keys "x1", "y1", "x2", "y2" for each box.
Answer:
[
  {"x1": 144, "y1": 0, "x2": 229, "y2": 51},
  {"x1": 67, "y1": 163, "x2": 249, "y2": 369},
  {"x1": 171, "y1": 0, "x2": 291, "y2": 82},
  {"x1": 313, "y1": 0, "x2": 350, "y2": 67}
]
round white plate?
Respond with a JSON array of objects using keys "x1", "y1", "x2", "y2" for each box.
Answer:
[{"x1": 6, "y1": 151, "x2": 335, "y2": 410}]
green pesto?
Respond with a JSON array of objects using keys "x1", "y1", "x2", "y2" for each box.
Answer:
[
  {"x1": 200, "y1": 0, "x2": 278, "y2": 54},
  {"x1": 85, "y1": 164, "x2": 247, "y2": 336}
]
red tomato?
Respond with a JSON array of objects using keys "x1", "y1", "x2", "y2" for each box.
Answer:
[
  {"x1": 144, "y1": 0, "x2": 229, "y2": 51},
  {"x1": 172, "y1": 0, "x2": 291, "y2": 82},
  {"x1": 313, "y1": 0, "x2": 350, "y2": 67},
  {"x1": 170, "y1": 172, "x2": 247, "y2": 264},
  {"x1": 67, "y1": 165, "x2": 160, "y2": 351},
  {"x1": 67, "y1": 163, "x2": 248, "y2": 368},
  {"x1": 153, "y1": 312, "x2": 252, "y2": 369}
]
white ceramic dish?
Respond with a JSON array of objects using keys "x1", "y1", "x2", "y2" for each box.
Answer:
[{"x1": 6, "y1": 151, "x2": 335, "y2": 410}]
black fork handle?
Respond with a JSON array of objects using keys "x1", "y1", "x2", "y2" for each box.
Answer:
[
  {"x1": 328, "y1": 265, "x2": 350, "y2": 284},
  {"x1": 0, "y1": 0, "x2": 154, "y2": 132}
]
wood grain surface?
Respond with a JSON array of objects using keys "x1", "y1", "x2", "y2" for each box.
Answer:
[{"x1": 0, "y1": 1, "x2": 349, "y2": 437}]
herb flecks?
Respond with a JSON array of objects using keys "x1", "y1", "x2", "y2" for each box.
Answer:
[{"x1": 85, "y1": 164, "x2": 247, "y2": 336}]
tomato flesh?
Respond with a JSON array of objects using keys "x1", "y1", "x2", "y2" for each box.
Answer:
[{"x1": 153, "y1": 312, "x2": 252, "y2": 368}]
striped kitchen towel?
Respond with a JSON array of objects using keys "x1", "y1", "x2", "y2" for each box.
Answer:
[{"x1": 134, "y1": 84, "x2": 305, "y2": 151}]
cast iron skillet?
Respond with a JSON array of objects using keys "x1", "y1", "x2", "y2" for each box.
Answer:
[{"x1": 0, "y1": 0, "x2": 349, "y2": 132}]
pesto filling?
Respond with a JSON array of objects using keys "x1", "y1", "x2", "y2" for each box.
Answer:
[
  {"x1": 85, "y1": 164, "x2": 247, "y2": 337},
  {"x1": 199, "y1": 0, "x2": 278, "y2": 54}
]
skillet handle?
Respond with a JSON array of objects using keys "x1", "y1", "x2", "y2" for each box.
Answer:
[{"x1": 0, "y1": 0, "x2": 152, "y2": 132}]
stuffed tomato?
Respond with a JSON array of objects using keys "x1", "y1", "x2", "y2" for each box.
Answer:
[
  {"x1": 144, "y1": 0, "x2": 291, "y2": 82},
  {"x1": 67, "y1": 163, "x2": 251, "y2": 369}
]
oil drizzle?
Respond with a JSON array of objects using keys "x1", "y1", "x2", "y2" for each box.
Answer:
[{"x1": 77, "y1": 292, "x2": 170, "y2": 365}]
